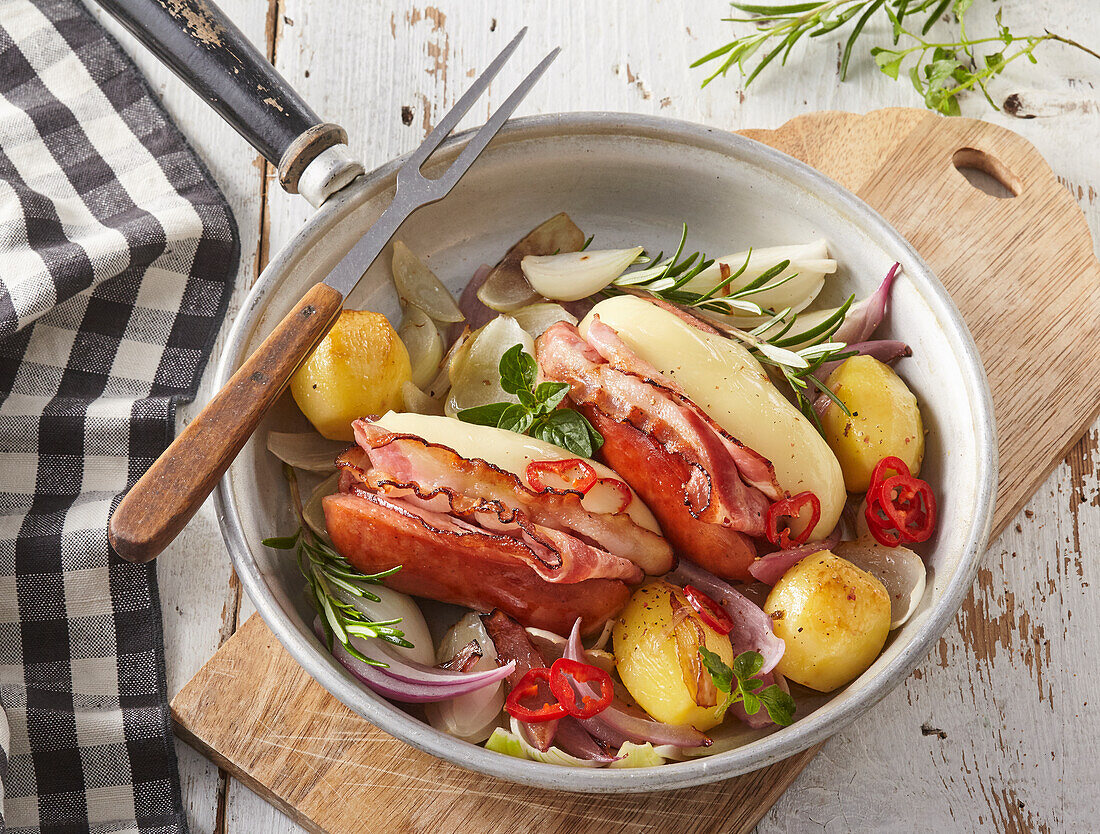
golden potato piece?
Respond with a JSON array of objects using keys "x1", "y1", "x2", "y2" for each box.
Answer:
[
  {"x1": 820, "y1": 355, "x2": 924, "y2": 492},
  {"x1": 290, "y1": 310, "x2": 411, "y2": 441},
  {"x1": 765, "y1": 552, "x2": 891, "y2": 693},
  {"x1": 614, "y1": 580, "x2": 733, "y2": 731}
]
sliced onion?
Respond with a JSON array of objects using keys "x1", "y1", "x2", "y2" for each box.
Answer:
[
  {"x1": 524, "y1": 627, "x2": 615, "y2": 674},
  {"x1": 391, "y1": 240, "x2": 464, "y2": 323},
  {"x1": 668, "y1": 560, "x2": 785, "y2": 674},
  {"x1": 748, "y1": 527, "x2": 842, "y2": 585},
  {"x1": 303, "y1": 471, "x2": 341, "y2": 540},
  {"x1": 324, "y1": 605, "x2": 514, "y2": 689},
  {"x1": 510, "y1": 302, "x2": 578, "y2": 337},
  {"x1": 445, "y1": 315, "x2": 534, "y2": 418},
  {"x1": 398, "y1": 303, "x2": 443, "y2": 388},
  {"x1": 563, "y1": 620, "x2": 711, "y2": 748},
  {"x1": 812, "y1": 339, "x2": 912, "y2": 383},
  {"x1": 477, "y1": 213, "x2": 586, "y2": 313},
  {"x1": 401, "y1": 381, "x2": 445, "y2": 415},
  {"x1": 266, "y1": 431, "x2": 348, "y2": 472},
  {"x1": 453, "y1": 264, "x2": 494, "y2": 342},
  {"x1": 833, "y1": 537, "x2": 927, "y2": 629},
  {"x1": 522, "y1": 247, "x2": 643, "y2": 302},
  {"x1": 833, "y1": 262, "x2": 900, "y2": 344},
  {"x1": 425, "y1": 613, "x2": 506, "y2": 743},
  {"x1": 506, "y1": 718, "x2": 609, "y2": 766}
]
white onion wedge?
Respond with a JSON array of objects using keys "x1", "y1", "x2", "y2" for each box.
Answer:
[
  {"x1": 833, "y1": 537, "x2": 927, "y2": 629},
  {"x1": 522, "y1": 247, "x2": 643, "y2": 301},
  {"x1": 266, "y1": 431, "x2": 349, "y2": 472},
  {"x1": 331, "y1": 585, "x2": 436, "y2": 666},
  {"x1": 477, "y1": 213, "x2": 587, "y2": 312},
  {"x1": 425, "y1": 613, "x2": 505, "y2": 743},
  {"x1": 303, "y1": 471, "x2": 341, "y2": 540},
  {"x1": 401, "y1": 381, "x2": 444, "y2": 415},
  {"x1": 445, "y1": 315, "x2": 534, "y2": 418},
  {"x1": 392, "y1": 240, "x2": 464, "y2": 323},
  {"x1": 510, "y1": 302, "x2": 578, "y2": 337},
  {"x1": 398, "y1": 303, "x2": 443, "y2": 388}
]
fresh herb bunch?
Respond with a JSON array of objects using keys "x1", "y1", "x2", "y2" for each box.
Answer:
[
  {"x1": 699, "y1": 646, "x2": 797, "y2": 724},
  {"x1": 263, "y1": 465, "x2": 411, "y2": 667},
  {"x1": 458, "y1": 344, "x2": 604, "y2": 458},
  {"x1": 612, "y1": 224, "x2": 788, "y2": 318},
  {"x1": 693, "y1": 0, "x2": 1100, "y2": 116},
  {"x1": 609, "y1": 225, "x2": 854, "y2": 431}
]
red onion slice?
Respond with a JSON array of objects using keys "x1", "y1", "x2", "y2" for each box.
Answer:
[
  {"x1": 668, "y1": 561, "x2": 785, "y2": 675},
  {"x1": 317, "y1": 620, "x2": 515, "y2": 703},
  {"x1": 833, "y1": 262, "x2": 900, "y2": 344},
  {"x1": 563, "y1": 620, "x2": 711, "y2": 749},
  {"x1": 748, "y1": 527, "x2": 842, "y2": 585},
  {"x1": 812, "y1": 339, "x2": 912, "y2": 383}
]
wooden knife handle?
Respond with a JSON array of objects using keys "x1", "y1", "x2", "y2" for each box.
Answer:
[{"x1": 109, "y1": 283, "x2": 344, "y2": 563}]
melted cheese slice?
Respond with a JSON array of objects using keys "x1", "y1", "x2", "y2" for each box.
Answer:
[
  {"x1": 374, "y1": 411, "x2": 660, "y2": 532},
  {"x1": 579, "y1": 295, "x2": 845, "y2": 539}
]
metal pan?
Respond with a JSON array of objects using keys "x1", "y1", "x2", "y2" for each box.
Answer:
[{"x1": 98, "y1": 1, "x2": 996, "y2": 793}]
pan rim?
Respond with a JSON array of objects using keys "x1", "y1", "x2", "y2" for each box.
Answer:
[{"x1": 211, "y1": 111, "x2": 997, "y2": 793}]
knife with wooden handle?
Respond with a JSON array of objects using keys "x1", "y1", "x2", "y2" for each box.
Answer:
[{"x1": 107, "y1": 26, "x2": 559, "y2": 563}]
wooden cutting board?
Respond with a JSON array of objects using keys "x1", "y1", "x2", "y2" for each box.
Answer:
[{"x1": 171, "y1": 108, "x2": 1100, "y2": 833}]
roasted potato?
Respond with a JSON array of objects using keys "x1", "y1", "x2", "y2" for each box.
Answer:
[
  {"x1": 290, "y1": 310, "x2": 411, "y2": 440},
  {"x1": 614, "y1": 580, "x2": 733, "y2": 730},
  {"x1": 765, "y1": 552, "x2": 891, "y2": 693},
  {"x1": 820, "y1": 355, "x2": 924, "y2": 492}
]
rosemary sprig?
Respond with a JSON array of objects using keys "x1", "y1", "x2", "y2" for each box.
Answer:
[
  {"x1": 607, "y1": 226, "x2": 853, "y2": 429},
  {"x1": 693, "y1": 1, "x2": 1100, "y2": 116},
  {"x1": 263, "y1": 464, "x2": 411, "y2": 667}
]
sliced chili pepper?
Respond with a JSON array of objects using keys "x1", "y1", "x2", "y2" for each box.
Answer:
[
  {"x1": 525, "y1": 458, "x2": 597, "y2": 494},
  {"x1": 504, "y1": 667, "x2": 567, "y2": 722},
  {"x1": 548, "y1": 657, "x2": 614, "y2": 720},
  {"x1": 765, "y1": 491, "x2": 821, "y2": 549},
  {"x1": 593, "y1": 477, "x2": 632, "y2": 513},
  {"x1": 881, "y1": 473, "x2": 937, "y2": 542},
  {"x1": 683, "y1": 585, "x2": 734, "y2": 635},
  {"x1": 864, "y1": 456, "x2": 937, "y2": 546}
]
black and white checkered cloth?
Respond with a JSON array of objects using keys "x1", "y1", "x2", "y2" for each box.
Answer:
[{"x1": 0, "y1": 0, "x2": 238, "y2": 830}]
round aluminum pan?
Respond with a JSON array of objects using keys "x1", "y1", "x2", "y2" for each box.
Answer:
[{"x1": 212, "y1": 113, "x2": 997, "y2": 793}]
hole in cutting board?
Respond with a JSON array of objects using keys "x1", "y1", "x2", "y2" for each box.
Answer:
[{"x1": 952, "y1": 148, "x2": 1018, "y2": 198}]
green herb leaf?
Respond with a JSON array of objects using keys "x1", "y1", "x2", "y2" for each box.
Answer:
[
  {"x1": 457, "y1": 402, "x2": 512, "y2": 427},
  {"x1": 732, "y1": 650, "x2": 765, "y2": 682},
  {"x1": 693, "y1": 0, "x2": 1100, "y2": 116},
  {"x1": 498, "y1": 403, "x2": 535, "y2": 434},
  {"x1": 499, "y1": 344, "x2": 537, "y2": 398},
  {"x1": 262, "y1": 532, "x2": 300, "y2": 550},
  {"x1": 532, "y1": 409, "x2": 601, "y2": 458},
  {"x1": 534, "y1": 381, "x2": 570, "y2": 413},
  {"x1": 698, "y1": 646, "x2": 734, "y2": 695},
  {"x1": 757, "y1": 685, "x2": 797, "y2": 726}
]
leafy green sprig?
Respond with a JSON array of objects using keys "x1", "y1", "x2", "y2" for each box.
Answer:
[
  {"x1": 699, "y1": 647, "x2": 797, "y2": 725},
  {"x1": 263, "y1": 465, "x2": 411, "y2": 667},
  {"x1": 693, "y1": 0, "x2": 1100, "y2": 116},
  {"x1": 457, "y1": 344, "x2": 604, "y2": 458}
]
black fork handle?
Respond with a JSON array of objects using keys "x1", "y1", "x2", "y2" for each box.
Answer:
[{"x1": 96, "y1": 0, "x2": 345, "y2": 194}]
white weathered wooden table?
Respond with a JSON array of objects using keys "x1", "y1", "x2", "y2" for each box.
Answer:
[{"x1": 88, "y1": 1, "x2": 1100, "y2": 831}]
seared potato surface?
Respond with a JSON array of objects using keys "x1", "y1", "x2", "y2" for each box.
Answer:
[
  {"x1": 765, "y1": 552, "x2": 891, "y2": 693},
  {"x1": 820, "y1": 355, "x2": 923, "y2": 492},
  {"x1": 291, "y1": 310, "x2": 411, "y2": 441}
]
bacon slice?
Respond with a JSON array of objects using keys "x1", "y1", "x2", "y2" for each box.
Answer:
[
  {"x1": 537, "y1": 321, "x2": 778, "y2": 541},
  {"x1": 585, "y1": 406, "x2": 757, "y2": 580},
  {"x1": 350, "y1": 420, "x2": 671, "y2": 576},
  {"x1": 323, "y1": 490, "x2": 630, "y2": 636}
]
